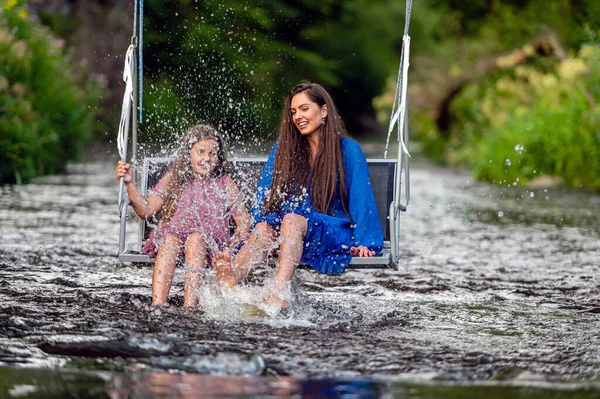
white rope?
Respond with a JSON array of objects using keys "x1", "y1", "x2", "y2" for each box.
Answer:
[
  {"x1": 385, "y1": 35, "x2": 411, "y2": 159},
  {"x1": 117, "y1": 44, "x2": 135, "y2": 160}
]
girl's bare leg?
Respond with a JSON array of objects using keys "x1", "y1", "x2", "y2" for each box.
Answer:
[
  {"x1": 183, "y1": 232, "x2": 208, "y2": 307},
  {"x1": 214, "y1": 222, "x2": 277, "y2": 289},
  {"x1": 152, "y1": 234, "x2": 181, "y2": 305},
  {"x1": 265, "y1": 213, "x2": 307, "y2": 311}
]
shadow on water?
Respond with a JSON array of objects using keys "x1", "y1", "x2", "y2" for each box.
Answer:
[{"x1": 0, "y1": 153, "x2": 599, "y2": 397}]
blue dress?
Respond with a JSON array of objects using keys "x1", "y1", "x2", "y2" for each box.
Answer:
[{"x1": 251, "y1": 138, "x2": 384, "y2": 274}]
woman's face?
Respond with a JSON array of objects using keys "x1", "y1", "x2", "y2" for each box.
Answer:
[
  {"x1": 190, "y1": 138, "x2": 219, "y2": 177},
  {"x1": 290, "y1": 92, "x2": 328, "y2": 138}
]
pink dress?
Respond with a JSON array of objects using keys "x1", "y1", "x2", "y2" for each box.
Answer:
[{"x1": 143, "y1": 173, "x2": 241, "y2": 261}]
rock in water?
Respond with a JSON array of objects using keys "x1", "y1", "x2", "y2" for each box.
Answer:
[{"x1": 241, "y1": 304, "x2": 269, "y2": 318}]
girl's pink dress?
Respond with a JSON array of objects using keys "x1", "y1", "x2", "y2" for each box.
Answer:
[{"x1": 142, "y1": 173, "x2": 241, "y2": 261}]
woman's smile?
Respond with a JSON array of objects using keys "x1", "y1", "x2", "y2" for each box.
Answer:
[
  {"x1": 290, "y1": 92, "x2": 327, "y2": 137},
  {"x1": 296, "y1": 120, "x2": 309, "y2": 130}
]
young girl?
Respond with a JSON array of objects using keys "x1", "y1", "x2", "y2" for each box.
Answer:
[{"x1": 115, "y1": 124, "x2": 251, "y2": 307}]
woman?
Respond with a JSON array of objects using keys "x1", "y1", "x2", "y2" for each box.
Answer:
[{"x1": 215, "y1": 82, "x2": 383, "y2": 314}]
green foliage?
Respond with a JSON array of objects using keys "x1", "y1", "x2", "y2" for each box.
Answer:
[
  {"x1": 371, "y1": 0, "x2": 600, "y2": 189},
  {"x1": 426, "y1": 0, "x2": 599, "y2": 51},
  {"x1": 0, "y1": 1, "x2": 102, "y2": 184},
  {"x1": 138, "y1": 0, "x2": 406, "y2": 144},
  {"x1": 453, "y1": 45, "x2": 600, "y2": 188}
]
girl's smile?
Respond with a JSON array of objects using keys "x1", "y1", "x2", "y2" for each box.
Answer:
[{"x1": 190, "y1": 139, "x2": 219, "y2": 177}]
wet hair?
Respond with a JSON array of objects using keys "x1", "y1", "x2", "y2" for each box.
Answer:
[
  {"x1": 160, "y1": 124, "x2": 231, "y2": 223},
  {"x1": 264, "y1": 82, "x2": 349, "y2": 216}
]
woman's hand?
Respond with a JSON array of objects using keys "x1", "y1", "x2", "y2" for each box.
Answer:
[
  {"x1": 350, "y1": 246, "x2": 375, "y2": 257},
  {"x1": 116, "y1": 161, "x2": 133, "y2": 184}
]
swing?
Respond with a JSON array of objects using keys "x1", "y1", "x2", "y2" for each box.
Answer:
[{"x1": 116, "y1": 1, "x2": 412, "y2": 270}]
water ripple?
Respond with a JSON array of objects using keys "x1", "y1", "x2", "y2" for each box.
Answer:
[{"x1": 0, "y1": 159, "x2": 599, "y2": 386}]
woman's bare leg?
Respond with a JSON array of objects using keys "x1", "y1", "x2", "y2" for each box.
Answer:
[
  {"x1": 183, "y1": 232, "x2": 208, "y2": 307},
  {"x1": 214, "y1": 222, "x2": 277, "y2": 289},
  {"x1": 265, "y1": 213, "x2": 307, "y2": 311},
  {"x1": 152, "y1": 234, "x2": 181, "y2": 305}
]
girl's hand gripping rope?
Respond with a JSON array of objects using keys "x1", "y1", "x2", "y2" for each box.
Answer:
[{"x1": 116, "y1": 160, "x2": 133, "y2": 184}]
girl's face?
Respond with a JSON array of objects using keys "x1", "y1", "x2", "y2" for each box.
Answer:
[
  {"x1": 190, "y1": 138, "x2": 219, "y2": 178},
  {"x1": 290, "y1": 92, "x2": 328, "y2": 138}
]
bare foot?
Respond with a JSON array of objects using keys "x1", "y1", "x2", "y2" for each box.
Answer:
[
  {"x1": 183, "y1": 295, "x2": 199, "y2": 308},
  {"x1": 263, "y1": 291, "x2": 290, "y2": 316},
  {"x1": 213, "y1": 251, "x2": 237, "y2": 289}
]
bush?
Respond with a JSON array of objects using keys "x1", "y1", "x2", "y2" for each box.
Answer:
[
  {"x1": 0, "y1": 1, "x2": 102, "y2": 184},
  {"x1": 459, "y1": 45, "x2": 600, "y2": 189}
]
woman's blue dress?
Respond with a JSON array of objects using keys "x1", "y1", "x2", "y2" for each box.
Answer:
[{"x1": 251, "y1": 138, "x2": 384, "y2": 274}]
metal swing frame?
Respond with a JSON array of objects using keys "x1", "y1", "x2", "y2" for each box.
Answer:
[{"x1": 117, "y1": 0, "x2": 412, "y2": 270}]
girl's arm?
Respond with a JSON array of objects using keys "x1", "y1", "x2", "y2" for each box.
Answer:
[
  {"x1": 115, "y1": 161, "x2": 165, "y2": 219},
  {"x1": 230, "y1": 206, "x2": 251, "y2": 251},
  {"x1": 223, "y1": 176, "x2": 252, "y2": 251}
]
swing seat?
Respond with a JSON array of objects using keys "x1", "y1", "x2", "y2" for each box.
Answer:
[{"x1": 118, "y1": 156, "x2": 399, "y2": 270}]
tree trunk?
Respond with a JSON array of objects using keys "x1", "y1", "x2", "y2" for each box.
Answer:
[{"x1": 434, "y1": 28, "x2": 567, "y2": 132}]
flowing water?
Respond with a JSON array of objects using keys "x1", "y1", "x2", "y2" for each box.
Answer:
[{"x1": 0, "y1": 147, "x2": 599, "y2": 398}]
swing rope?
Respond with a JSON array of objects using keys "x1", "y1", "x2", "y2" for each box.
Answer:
[
  {"x1": 117, "y1": 42, "x2": 135, "y2": 212},
  {"x1": 384, "y1": 0, "x2": 412, "y2": 160},
  {"x1": 132, "y1": 0, "x2": 144, "y2": 123},
  {"x1": 117, "y1": 44, "x2": 135, "y2": 161},
  {"x1": 132, "y1": 0, "x2": 137, "y2": 40},
  {"x1": 138, "y1": 0, "x2": 144, "y2": 124},
  {"x1": 117, "y1": 0, "x2": 143, "y2": 212},
  {"x1": 117, "y1": 0, "x2": 142, "y2": 161}
]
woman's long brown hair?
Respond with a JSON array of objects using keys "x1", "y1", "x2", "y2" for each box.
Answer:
[
  {"x1": 264, "y1": 82, "x2": 349, "y2": 216},
  {"x1": 160, "y1": 124, "x2": 230, "y2": 223}
]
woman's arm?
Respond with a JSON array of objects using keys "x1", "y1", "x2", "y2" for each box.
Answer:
[
  {"x1": 250, "y1": 143, "x2": 278, "y2": 224},
  {"x1": 116, "y1": 161, "x2": 165, "y2": 219},
  {"x1": 342, "y1": 139, "x2": 384, "y2": 256}
]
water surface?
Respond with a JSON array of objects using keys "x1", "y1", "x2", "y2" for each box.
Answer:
[{"x1": 0, "y1": 153, "x2": 599, "y2": 397}]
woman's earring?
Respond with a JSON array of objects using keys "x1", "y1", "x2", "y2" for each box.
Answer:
[{"x1": 321, "y1": 118, "x2": 326, "y2": 125}]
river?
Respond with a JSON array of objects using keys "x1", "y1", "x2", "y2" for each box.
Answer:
[{"x1": 0, "y1": 146, "x2": 599, "y2": 398}]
